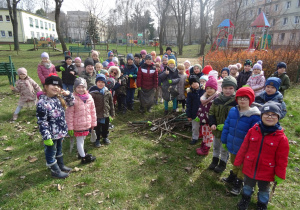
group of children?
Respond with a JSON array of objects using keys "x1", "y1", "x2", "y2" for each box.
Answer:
[{"x1": 10, "y1": 48, "x2": 291, "y2": 209}]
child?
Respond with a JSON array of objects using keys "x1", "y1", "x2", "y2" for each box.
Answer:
[
  {"x1": 91, "y1": 50, "x2": 100, "y2": 65},
  {"x1": 220, "y1": 67, "x2": 230, "y2": 79},
  {"x1": 229, "y1": 63, "x2": 241, "y2": 80},
  {"x1": 56, "y1": 55, "x2": 77, "y2": 93},
  {"x1": 255, "y1": 77, "x2": 287, "y2": 119},
  {"x1": 112, "y1": 57, "x2": 119, "y2": 66},
  {"x1": 108, "y1": 65, "x2": 121, "y2": 105},
  {"x1": 246, "y1": 62, "x2": 265, "y2": 96},
  {"x1": 89, "y1": 74, "x2": 115, "y2": 147},
  {"x1": 124, "y1": 53, "x2": 138, "y2": 111},
  {"x1": 36, "y1": 74, "x2": 74, "y2": 178},
  {"x1": 159, "y1": 59, "x2": 180, "y2": 115},
  {"x1": 140, "y1": 50, "x2": 147, "y2": 66},
  {"x1": 65, "y1": 78, "x2": 97, "y2": 163},
  {"x1": 11, "y1": 68, "x2": 42, "y2": 120},
  {"x1": 106, "y1": 51, "x2": 114, "y2": 63},
  {"x1": 209, "y1": 70, "x2": 223, "y2": 92},
  {"x1": 271, "y1": 62, "x2": 290, "y2": 96},
  {"x1": 189, "y1": 64, "x2": 203, "y2": 78},
  {"x1": 134, "y1": 53, "x2": 141, "y2": 68},
  {"x1": 208, "y1": 76, "x2": 238, "y2": 173},
  {"x1": 196, "y1": 76, "x2": 219, "y2": 155},
  {"x1": 95, "y1": 62, "x2": 103, "y2": 74},
  {"x1": 156, "y1": 65, "x2": 163, "y2": 104},
  {"x1": 221, "y1": 87, "x2": 261, "y2": 195},
  {"x1": 102, "y1": 61, "x2": 109, "y2": 70},
  {"x1": 237, "y1": 59, "x2": 253, "y2": 89},
  {"x1": 151, "y1": 51, "x2": 156, "y2": 62},
  {"x1": 176, "y1": 64, "x2": 188, "y2": 112},
  {"x1": 234, "y1": 101, "x2": 289, "y2": 210},
  {"x1": 202, "y1": 65, "x2": 213, "y2": 75},
  {"x1": 37, "y1": 52, "x2": 57, "y2": 85},
  {"x1": 164, "y1": 47, "x2": 176, "y2": 63},
  {"x1": 115, "y1": 68, "x2": 128, "y2": 114},
  {"x1": 186, "y1": 75, "x2": 205, "y2": 145},
  {"x1": 74, "y1": 57, "x2": 85, "y2": 75},
  {"x1": 79, "y1": 58, "x2": 97, "y2": 90},
  {"x1": 200, "y1": 75, "x2": 208, "y2": 86},
  {"x1": 161, "y1": 55, "x2": 168, "y2": 71},
  {"x1": 184, "y1": 60, "x2": 191, "y2": 76}
]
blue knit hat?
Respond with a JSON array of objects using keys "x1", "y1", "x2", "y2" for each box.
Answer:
[
  {"x1": 108, "y1": 51, "x2": 114, "y2": 58},
  {"x1": 127, "y1": 53, "x2": 134, "y2": 61},
  {"x1": 265, "y1": 77, "x2": 281, "y2": 91},
  {"x1": 221, "y1": 67, "x2": 230, "y2": 76},
  {"x1": 277, "y1": 62, "x2": 287, "y2": 69},
  {"x1": 95, "y1": 74, "x2": 106, "y2": 84},
  {"x1": 102, "y1": 61, "x2": 109, "y2": 67}
]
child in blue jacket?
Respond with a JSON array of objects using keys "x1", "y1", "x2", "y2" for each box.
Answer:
[
  {"x1": 221, "y1": 87, "x2": 261, "y2": 196},
  {"x1": 124, "y1": 54, "x2": 138, "y2": 111}
]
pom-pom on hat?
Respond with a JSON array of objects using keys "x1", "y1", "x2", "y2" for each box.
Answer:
[
  {"x1": 244, "y1": 59, "x2": 252, "y2": 66},
  {"x1": 189, "y1": 75, "x2": 200, "y2": 85},
  {"x1": 236, "y1": 63, "x2": 242, "y2": 70},
  {"x1": 205, "y1": 75, "x2": 218, "y2": 90},
  {"x1": 134, "y1": 53, "x2": 141, "y2": 58},
  {"x1": 221, "y1": 67, "x2": 230, "y2": 76},
  {"x1": 74, "y1": 77, "x2": 87, "y2": 90},
  {"x1": 41, "y1": 52, "x2": 49, "y2": 59},
  {"x1": 74, "y1": 57, "x2": 81, "y2": 62},
  {"x1": 84, "y1": 58, "x2": 94, "y2": 67},
  {"x1": 261, "y1": 101, "x2": 282, "y2": 119},
  {"x1": 95, "y1": 74, "x2": 106, "y2": 84},
  {"x1": 108, "y1": 51, "x2": 114, "y2": 57},
  {"x1": 107, "y1": 62, "x2": 115, "y2": 68},
  {"x1": 253, "y1": 63, "x2": 262, "y2": 71},
  {"x1": 265, "y1": 77, "x2": 281, "y2": 91},
  {"x1": 200, "y1": 75, "x2": 209, "y2": 81},
  {"x1": 145, "y1": 54, "x2": 152, "y2": 60},
  {"x1": 162, "y1": 55, "x2": 168, "y2": 61},
  {"x1": 168, "y1": 59, "x2": 176, "y2": 65},
  {"x1": 65, "y1": 55, "x2": 72, "y2": 61},
  {"x1": 202, "y1": 65, "x2": 213, "y2": 75},
  {"x1": 17, "y1": 67, "x2": 27, "y2": 76},
  {"x1": 166, "y1": 47, "x2": 172, "y2": 52},
  {"x1": 277, "y1": 62, "x2": 287, "y2": 69},
  {"x1": 222, "y1": 75, "x2": 237, "y2": 90},
  {"x1": 235, "y1": 87, "x2": 255, "y2": 105},
  {"x1": 102, "y1": 61, "x2": 109, "y2": 67},
  {"x1": 127, "y1": 53, "x2": 134, "y2": 61},
  {"x1": 257, "y1": 60, "x2": 263, "y2": 66},
  {"x1": 45, "y1": 73, "x2": 63, "y2": 88},
  {"x1": 140, "y1": 50, "x2": 147, "y2": 55}
]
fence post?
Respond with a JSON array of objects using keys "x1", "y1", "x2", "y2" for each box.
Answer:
[
  {"x1": 9, "y1": 55, "x2": 15, "y2": 86},
  {"x1": 296, "y1": 64, "x2": 300, "y2": 83},
  {"x1": 202, "y1": 56, "x2": 205, "y2": 67}
]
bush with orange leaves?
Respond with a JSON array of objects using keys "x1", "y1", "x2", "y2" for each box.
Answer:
[{"x1": 200, "y1": 45, "x2": 300, "y2": 82}]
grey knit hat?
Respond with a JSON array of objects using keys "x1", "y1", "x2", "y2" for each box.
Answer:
[
  {"x1": 74, "y1": 77, "x2": 87, "y2": 90},
  {"x1": 261, "y1": 101, "x2": 282, "y2": 119},
  {"x1": 221, "y1": 75, "x2": 237, "y2": 90}
]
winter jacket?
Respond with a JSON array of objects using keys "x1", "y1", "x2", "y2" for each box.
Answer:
[
  {"x1": 255, "y1": 91, "x2": 287, "y2": 119},
  {"x1": 177, "y1": 73, "x2": 188, "y2": 100},
  {"x1": 159, "y1": 67, "x2": 180, "y2": 101},
  {"x1": 137, "y1": 63, "x2": 158, "y2": 90},
  {"x1": 13, "y1": 76, "x2": 42, "y2": 106},
  {"x1": 189, "y1": 71, "x2": 203, "y2": 79},
  {"x1": 186, "y1": 88, "x2": 205, "y2": 120},
  {"x1": 124, "y1": 64, "x2": 138, "y2": 89},
  {"x1": 79, "y1": 70, "x2": 97, "y2": 90},
  {"x1": 246, "y1": 73, "x2": 265, "y2": 96},
  {"x1": 221, "y1": 106, "x2": 261, "y2": 155},
  {"x1": 234, "y1": 123, "x2": 289, "y2": 182},
  {"x1": 163, "y1": 53, "x2": 177, "y2": 64},
  {"x1": 209, "y1": 93, "x2": 237, "y2": 138},
  {"x1": 271, "y1": 71, "x2": 290, "y2": 96},
  {"x1": 65, "y1": 93, "x2": 97, "y2": 131},
  {"x1": 76, "y1": 63, "x2": 85, "y2": 75},
  {"x1": 197, "y1": 93, "x2": 219, "y2": 124},
  {"x1": 37, "y1": 63, "x2": 57, "y2": 84},
  {"x1": 56, "y1": 63, "x2": 77, "y2": 85},
  {"x1": 89, "y1": 86, "x2": 115, "y2": 118},
  {"x1": 36, "y1": 93, "x2": 75, "y2": 140},
  {"x1": 114, "y1": 74, "x2": 128, "y2": 95},
  {"x1": 237, "y1": 70, "x2": 252, "y2": 89}
]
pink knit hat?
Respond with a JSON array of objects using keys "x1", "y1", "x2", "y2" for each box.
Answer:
[
  {"x1": 205, "y1": 75, "x2": 218, "y2": 90},
  {"x1": 107, "y1": 62, "x2": 115, "y2": 68},
  {"x1": 74, "y1": 57, "x2": 82, "y2": 62},
  {"x1": 17, "y1": 67, "x2": 27, "y2": 75},
  {"x1": 140, "y1": 50, "x2": 147, "y2": 55},
  {"x1": 155, "y1": 56, "x2": 161, "y2": 62}
]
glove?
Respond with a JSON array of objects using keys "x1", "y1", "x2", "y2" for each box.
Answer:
[
  {"x1": 274, "y1": 175, "x2": 284, "y2": 184},
  {"x1": 59, "y1": 66, "x2": 65, "y2": 71},
  {"x1": 129, "y1": 74, "x2": 133, "y2": 78},
  {"x1": 68, "y1": 130, "x2": 74, "y2": 136},
  {"x1": 168, "y1": 80, "x2": 172, "y2": 84},
  {"x1": 44, "y1": 139, "x2": 54, "y2": 146},
  {"x1": 194, "y1": 116, "x2": 200, "y2": 122},
  {"x1": 147, "y1": 121, "x2": 152, "y2": 126},
  {"x1": 242, "y1": 85, "x2": 250, "y2": 87},
  {"x1": 222, "y1": 144, "x2": 228, "y2": 151},
  {"x1": 161, "y1": 82, "x2": 163, "y2": 86},
  {"x1": 109, "y1": 116, "x2": 113, "y2": 123},
  {"x1": 217, "y1": 124, "x2": 224, "y2": 131},
  {"x1": 137, "y1": 87, "x2": 141, "y2": 91}
]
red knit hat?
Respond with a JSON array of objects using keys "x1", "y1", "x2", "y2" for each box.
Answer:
[
  {"x1": 235, "y1": 87, "x2": 255, "y2": 105},
  {"x1": 202, "y1": 65, "x2": 213, "y2": 75},
  {"x1": 205, "y1": 75, "x2": 218, "y2": 90}
]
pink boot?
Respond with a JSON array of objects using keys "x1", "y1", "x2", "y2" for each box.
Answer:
[{"x1": 196, "y1": 142, "x2": 210, "y2": 156}]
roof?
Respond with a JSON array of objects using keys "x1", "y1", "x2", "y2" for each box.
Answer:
[
  {"x1": 0, "y1": 8, "x2": 55, "y2": 22},
  {"x1": 251, "y1": 12, "x2": 270, "y2": 27},
  {"x1": 218, "y1": 19, "x2": 235, "y2": 28}
]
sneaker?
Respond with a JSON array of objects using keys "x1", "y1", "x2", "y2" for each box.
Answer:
[
  {"x1": 214, "y1": 160, "x2": 227, "y2": 173},
  {"x1": 103, "y1": 138, "x2": 111, "y2": 144},
  {"x1": 94, "y1": 139, "x2": 101, "y2": 148},
  {"x1": 222, "y1": 170, "x2": 237, "y2": 185},
  {"x1": 230, "y1": 178, "x2": 243, "y2": 195},
  {"x1": 237, "y1": 194, "x2": 251, "y2": 210},
  {"x1": 256, "y1": 201, "x2": 267, "y2": 210},
  {"x1": 12, "y1": 114, "x2": 18, "y2": 121},
  {"x1": 208, "y1": 157, "x2": 219, "y2": 170},
  {"x1": 109, "y1": 123, "x2": 114, "y2": 129},
  {"x1": 189, "y1": 139, "x2": 198, "y2": 145},
  {"x1": 81, "y1": 154, "x2": 96, "y2": 164}
]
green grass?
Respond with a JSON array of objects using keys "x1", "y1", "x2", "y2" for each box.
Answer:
[{"x1": 0, "y1": 48, "x2": 299, "y2": 209}]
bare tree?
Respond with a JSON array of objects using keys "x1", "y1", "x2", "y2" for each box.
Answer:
[
  {"x1": 20, "y1": 0, "x2": 37, "y2": 13},
  {"x1": 6, "y1": 0, "x2": 20, "y2": 50},
  {"x1": 54, "y1": 0, "x2": 67, "y2": 52},
  {"x1": 188, "y1": 0, "x2": 195, "y2": 45}
]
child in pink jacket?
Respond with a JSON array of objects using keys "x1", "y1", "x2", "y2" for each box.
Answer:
[
  {"x1": 66, "y1": 77, "x2": 97, "y2": 164},
  {"x1": 246, "y1": 62, "x2": 265, "y2": 96},
  {"x1": 37, "y1": 52, "x2": 57, "y2": 85}
]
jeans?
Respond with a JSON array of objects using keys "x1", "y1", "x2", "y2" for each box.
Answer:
[
  {"x1": 95, "y1": 117, "x2": 109, "y2": 139},
  {"x1": 44, "y1": 138, "x2": 63, "y2": 166},
  {"x1": 62, "y1": 83, "x2": 74, "y2": 93},
  {"x1": 212, "y1": 136, "x2": 229, "y2": 162},
  {"x1": 192, "y1": 119, "x2": 200, "y2": 140},
  {"x1": 117, "y1": 94, "x2": 127, "y2": 111},
  {"x1": 14, "y1": 105, "x2": 23, "y2": 114},
  {"x1": 126, "y1": 88, "x2": 135, "y2": 106},
  {"x1": 243, "y1": 175, "x2": 271, "y2": 204},
  {"x1": 164, "y1": 98, "x2": 177, "y2": 111}
]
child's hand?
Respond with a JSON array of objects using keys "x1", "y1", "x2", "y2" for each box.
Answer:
[
  {"x1": 188, "y1": 118, "x2": 192, "y2": 121},
  {"x1": 61, "y1": 90, "x2": 70, "y2": 96},
  {"x1": 70, "y1": 71, "x2": 75, "y2": 75},
  {"x1": 129, "y1": 74, "x2": 133, "y2": 78},
  {"x1": 59, "y1": 66, "x2": 65, "y2": 71},
  {"x1": 194, "y1": 116, "x2": 200, "y2": 122},
  {"x1": 168, "y1": 80, "x2": 172, "y2": 84},
  {"x1": 222, "y1": 144, "x2": 228, "y2": 151},
  {"x1": 109, "y1": 116, "x2": 114, "y2": 123},
  {"x1": 211, "y1": 125, "x2": 216, "y2": 130},
  {"x1": 68, "y1": 130, "x2": 74, "y2": 136},
  {"x1": 274, "y1": 175, "x2": 284, "y2": 184},
  {"x1": 217, "y1": 124, "x2": 224, "y2": 131},
  {"x1": 165, "y1": 69, "x2": 169, "y2": 75},
  {"x1": 44, "y1": 139, "x2": 54, "y2": 146},
  {"x1": 119, "y1": 79, "x2": 121, "y2": 84},
  {"x1": 10, "y1": 85, "x2": 14, "y2": 90}
]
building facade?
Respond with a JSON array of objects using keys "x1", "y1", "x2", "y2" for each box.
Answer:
[{"x1": 0, "y1": 8, "x2": 57, "y2": 43}]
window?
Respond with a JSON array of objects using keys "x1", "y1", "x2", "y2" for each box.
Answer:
[
  {"x1": 6, "y1": 15, "x2": 10, "y2": 22},
  {"x1": 1, "y1": 30, "x2": 5, "y2": 37},
  {"x1": 49, "y1": 23, "x2": 51, "y2": 29},
  {"x1": 29, "y1": 17, "x2": 33, "y2": 27},
  {"x1": 31, "y1": 31, "x2": 34, "y2": 38},
  {"x1": 287, "y1": 1, "x2": 291, "y2": 9},
  {"x1": 258, "y1": 8, "x2": 262, "y2": 14},
  {"x1": 40, "y1": 20, "x2": 43, "y2": 29},
  {"x1": 8, "y1": 31, "x2": 12, "y2": 37},
  {"x1": 37, "y1": 32, "x2": 40, "y2": 39},
  {"x1": 283, "y1": 17, "x2": 288, "y2": 25},
  {"x1": 245, "y1": 0, "x2": 248, "y2": 6},
  {"x1": 295, "y1": 16, "x2": 300, "y2": 24},
  {"x1": 280, "y1": 33, "x2": 285, "y2": 40},
  {"x1": 52, "y1": 24, "x2": 55, "y2": 31},
  {"x1": 45, "y1": 22, "x2": 48, "y2": 29},
  {"x1": 275, "y1": 4, "x2": 279, "y2": 11},
  {"x1": 0, "y1": 15, "x2": 3, "y2": 22},
  {"x1": 266, "y1": 0, "x2": 271, "y2": 3},
  {"x1": 290, "y1": 33, "x2": 295, "y2": 40},
  {"x1": 42, "y1": 33, "x2": 44, "y2": 37},
  {"x1": 46, "y1": 33, "x2": 48, "y2": 37},
  {"x1": 272, "y1": 19, "x2": 276, "y2": 26},
  {"x1": 298, "y1": 0, "x2": 300, "y2": 7},
  {"x1": 35, "y1": 19, "x2": 39, "y2": 28}
]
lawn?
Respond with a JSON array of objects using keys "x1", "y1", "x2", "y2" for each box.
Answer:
[{"x1": 0, "y1": 46, "x2": 299, "y2": 209}]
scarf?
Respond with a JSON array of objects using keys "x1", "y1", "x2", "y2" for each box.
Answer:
[
  {"x1": 251, "y1": 73, "x2": 260, "y2": 78},
  {"x1": 43, "y1": 62, "x2": 52, "y2": 69},
  {"x1": 264, "y1": 91, "x2": 279, "y2": 102},
  {"x1": 259, "y1": 121, "x2": 281, "y2": 134},
  {"x1": 77, "y1": 93, "x2": 89, "y2": 101},
  {"x1": 200, "y1": 91, "x2": 219, "y2": 106},
  {"x1": 218, "y1": 92, "x2": 236, "y2": 103}
]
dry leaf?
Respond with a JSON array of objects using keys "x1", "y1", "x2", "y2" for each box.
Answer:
[
  {"x1": 0, "y1": 136, "x2": 8, "y2": 141},
  {"x1": 4, "y1": 147, "x2": 13, "y2": 152},
  {"x1": 184, "y1": 156, "x2": 190, "y2": 160},
  {"x1": 57, "y1": 184, "x2": 62, "y2": 191},
  {"x1": 73, "y1": 167, "x2": 83, "y2": 172},
  {"x1": 27, "y1": 122, "x2": 31, "y2": 124},
  {"x1": 106, "y1": 194, "x2": 110, "y2": 199},
  {"x1": 145, "y1": 194, "x2": 149, "y2": 198},
  {"x1": 14, "y1": 158, "x2": 20, "y2": 161},
  {"x1": 184, "y1": 167, "x2": 192, "y2": 172},
  {"x1": 98, "y1": 201, "x2": 103, "y2": 204},
  {"x1": 92, "y1": 190, "x2": 100, "y2": 196},
  {"x1": 85, "y1": 193, "x2": 92, "y2": 197},
  {"x1": 166, "y1": 138, "x2": 174, "y2": 142},
  {"x1": 73, "y1": 182, "x2": 87, "y2": 187},
  {"x1": 151, "y1": 179, "x2": 157, "y2": 183},
  {"x1": 0, "y1": 170, "x2": 3, "y2": 176},
  {"x1": 20, "y1": 176, "x2": 25, "y2": 179},
  {"x1": 3, "y1": 157, "x2": 11, "y2": 160},
  {"x1": 27, "y1": 156, "x2": 38, "y2": 163}
]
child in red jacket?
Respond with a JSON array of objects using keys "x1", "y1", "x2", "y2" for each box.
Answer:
[{"x1": 234, "y1": 101, "x2": 289, "y2": 210}]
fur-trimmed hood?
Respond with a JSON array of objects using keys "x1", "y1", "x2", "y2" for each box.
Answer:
[{"x1": 108, "y1": 66, "x2": 121, "y2": 79}]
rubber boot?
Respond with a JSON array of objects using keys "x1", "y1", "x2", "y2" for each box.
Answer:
[
  {"x1": 103, "y1": 138, "x2": 111, "y2": 145},
  {"x1": 230, "y1": 178, "x2": 243, "y2": 195},
  {"x1": 222, "y1": 170, "x2": 237, "y2": 184},
  {"x1": 81, "y1": 154, "x2": 96, "y2": 164},
  {"x1": 196, "y1": 142, "x2": 210, "y2": 156},
  {"x1": 56, "y1": 156, "x2": 72, "y2": 173},
  {"x1": 237, "y1": 194, "x2": 251, "y2": 210},
  {"x1": 214, "y1": 160, "x2": 227, "y2": 173},
  {"x1": 94, "y1": 139, "x2": 101, "y2": 148},
  {"x1": 208, "y1": 157, "x2": 219, "y2": 170},
  {"x1": 256, "y1": 201, "x2": 267, "y2": 210},
  {"x1": 50, "y1": 162, "x2": 69, "y2": 179}
]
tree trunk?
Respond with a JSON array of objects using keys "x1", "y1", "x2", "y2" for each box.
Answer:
[
  {"x1": 7, "y1": 0, "x2": 20, "y2": 51},
  {"x1": 158, "y1": 0, "x2": 170, "y2": 55},
  {"x1": 199, "y1": 0, "x2": 207, "y2": 55},
  {"x1": 55, "y1": 0, "x2": 67, "y2": 52},
  {"x1": 188, "y1": 0, "x2": 193, "y2": 45}
]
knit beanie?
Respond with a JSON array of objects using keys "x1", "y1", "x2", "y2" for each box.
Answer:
[
  {"x1": 106, "y1": 77, "x2": 115, "y2": 90},
  {"x1": 145, "y1": 54, "x2": 152, "y2": 60},
  {"x1": 184, "y1": 60, "x2": 191, "y2": 65},
  {"x1": 17, "y1": 67, "x2": 27, "y2": 76},
  {"x1": 235, "y1": 87, "x2": 255, "y2": 105},
  {"x1": 108, "y1": 51, "x2": 114, "y2": 57},
  {"x1": 261, "y1": 101, "x2": 282, "y2": 119},
  {"x1": 41, "y1": 52, "x2": 49, "y2": 59},
  {"x1": 229, "y1": 64, "x2": 238, "y2": 70},
  {"x1": 102, "y1": 61, "x2": 109, "y2": 67},
  {"x1": 162, "y1": 55, "x2": 168, "y2": 61},
  {"x1": 65, "y1": 55, "x2": 72, "y2": 61},
  {"x1": 265, "y1": 77, "x2": 281, "y2": 91},
  {"x1": 200, "y1": 75, "x2": 208, "y2": 81},
  {"x1": 177, "y1": 64, "x2": 185, "y2": 70},
  {"x1": 208, "y1": 70, "x2": 218, "y2": 80},
  {"x1": 127, "y1": 53, "x2": 134, "y2": 61},
  {"x1": 155, "y1": 56, "x2": 161, "y2": 62},
  {"x1": 84, "y1": 58, "x2": 94, "y2": 67},
  {"x1": 189, "y1": 75, "x2": 200, "y2": 85},
  {"x1": 253, "y1": 63, "x2": 262, "y2": 71},
  {"x1": 107, "y1": 62, "x2": 115, "y2": 68},
  {"x1": 277, "y1": 62, "x2": 287, "y2": 69},
  {"x1": 168, "y1": 59, "x2": 176, "y2": 65},
  {"x1": 166, "y1": 47, "x2": 172, "y2": 52},
  {"x1": 140, "y1": 50, "x2": 147, "y2": 55},
  {"x1": 95, "y1": 74, "x2": 106, "y2": 84},
  {"x1": 74, "y1": 57, "x2": 81, "y2": 62},
  {"x1": 45, "y1": 73, "x2": 63, "y2": 88},
  {"x1": 193, "y1": 64, "x2": 202, "y2": 72},
  {"x1": 202, "y1": 65, "x2": 213, "y2": 75},
  {"x1": 205, "y1": 75, "x2": 218, "y2": 90},
  {"x1": 91, "y1": 50, "x2": 99, "y2": 56},
  {"x1": 221, "y1": 67, "x2": 230, "y2": 76},
  {"x1": 222, "y1": 75, "x2": 237, "y2": 89},
  {"x1": 257, "y1": 60, "x2": 263, "y2": 66},
  {"x1": 151, "y1": 51, "x2": 156, "y2": 56},
  {"x1": 74, "y1": 77, "x2": 87, "y2": 90},
  {"x1": 244, "y1": 59, "x2": 252, "y2": 66},
  {"x1": 134, "y1": 53, "x2": 141, "y2": 58},
  {"x1": 112, "y1": 57, "x2": 118, "y2": 63}
]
